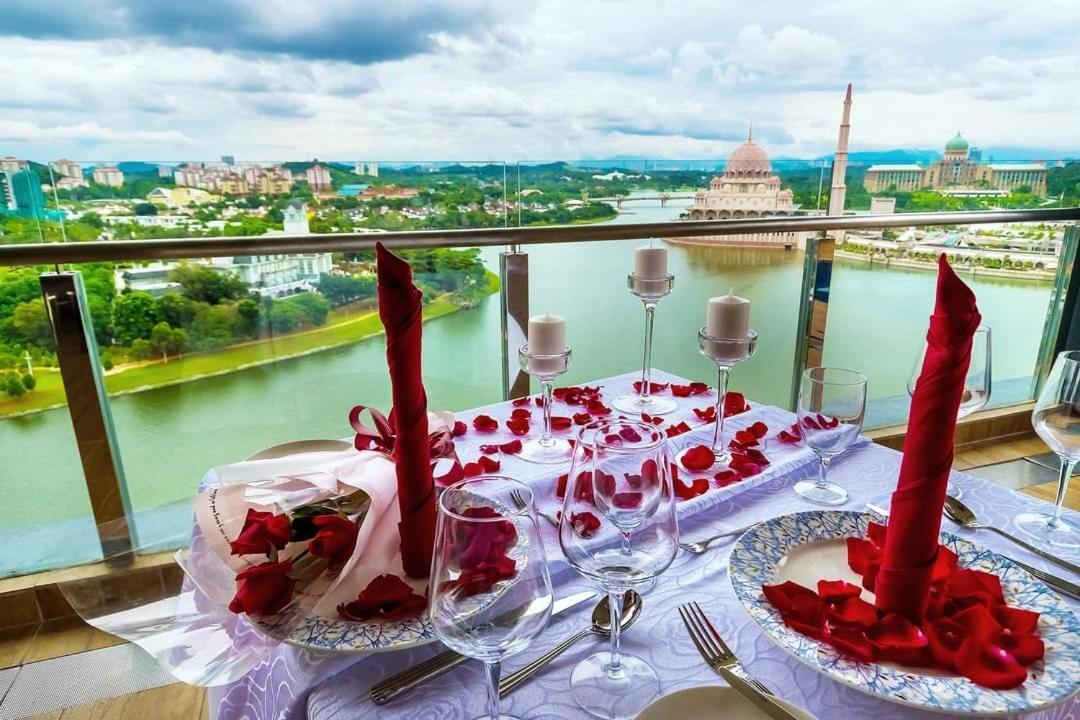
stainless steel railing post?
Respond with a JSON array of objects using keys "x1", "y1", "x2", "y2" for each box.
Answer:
[
  {"x1": 500, "y1": 249, "x2": 530, "y2": 400},
  {"x1": 1034, "y1": 224, "x2": 1080, "y2": 396},
  {"x1": 40, "y1": 272, "x2": 135, "y2": 565},
  {"x1": 790, "y1": 229, "x2": 835, "y2": 410}
]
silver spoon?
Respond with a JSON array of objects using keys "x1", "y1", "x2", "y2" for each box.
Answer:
[
  {"x1": 499, "y1": 591, "x2": 643, "y2": 697},
  {"x1": 943, "y1": 495, "x2": 1080, "y2": 576}
]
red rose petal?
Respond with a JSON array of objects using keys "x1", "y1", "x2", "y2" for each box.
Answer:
[
  {"x1": 506, "y1": 417, "x2": 530, "y2": 435},
  {"x1": 337, "y1": 574, "x2": 426, "y2": 622},
  {"x1": 733, "y1": 429, "x2": 759, "y2": 446},
  {"x1": 926, "y1": 617, "x2": 968, "y2": 672},
  {"x1": 846, "y1": 537, "x2": 882, "y2": 575},
  {"x1": 801, "y1": 416, "x2": 821, "y2": 430},
  {"x1": 723, "y1": 392, "x2": 750, "y2": 417},
  {"x1": 479, "y1": 444, "x2": 499, "y2": 455},
  {"x1": 555, "y1": 473, "x2": 569, "y2": 499},
  {"x1": 570, "y1": 511, "x2": 601, "y2": 538},
  {"x1": 499, "y1": 439, "x2": 523, "y2": 454},
  {"x1": 472, "y1": 414, "x2": 499, "y2": 432},
  {"x1": 817, "y1": 579, "x2": 862, "y2": 603},
  {"x1": 997, "y1": 631, "x2": 1044, "y2": 666},
  {"x1": 823, "y1": 623, "x2": 877, "y2": 663},
  {"x1": 618, "y1": 426, "x2": 642, "y2": 442},
  {"x1": 550, "y1": 416, "x2": 572, "y2": 431},
  {"x1": 512, "y1": 397, "x2": 532, "y2": 407},
  {"x1": 994, "y1": 606, "x2": 1039, "y2": 635},
  {"x1": 612, "y1": 491, "x2": 644, "y2": 508},
  {"x1": 949, "y1": 568, "x2": 1005, "y2": 604},
  {"x1": 673, "y1": 476, "x2": 709, "y2": 501},
  {"x1": 867, "y1": 613, "x2": 929, "y2": 650},
  {"x1": 587, "y1": 399, "x2": 612, "y2": 415},
  {"x1": 777, "y1": 430, "x2": 801, "y2": 444},
  {"x1": 511, "y1": 408, "x2": 532, "y2": 420},
  {"x1": 692, "y1": 406, "x2": 717, "y2": 423},
  {"x1": 573, "y1": 412, "x2": 593, "y2": 425},
  {"x1": 749, "y1": 421, "x2": 768, "y2": 438},
  {"x1": 956, "y1": 637, "x2": 1028, "y2": 690},
  {"x1": 452, "y1": 420, "x2": 468, "y2": 437},
  {"x1": 827, "y1": 596, "x2": 878, "y2": 627},
  {"x1": 681, "y1": 444, "x2": 715, "y2": 471},
  {"x1": 866, "y1": 521, "x2": 888, "y2": 549},
  {"x1": 665, "y1": 421, "x2": 691, "y2": 438},
  {"x1": 640, "y1": 413, "x2": 665, "y2": 426},
  {"x1": 714, "y1": 469, "x2": 742, "y2": 487},
  {"x1": 762, "y1": 581, "x2": 819, "y2": 615},
  {"x1": 951, "y1": 602, "x2": 1003, "y2": 643}
]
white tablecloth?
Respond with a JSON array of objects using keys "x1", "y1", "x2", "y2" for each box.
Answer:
[{"x1": 211, "y1": 371, "x2": 1080, "y2": 720}]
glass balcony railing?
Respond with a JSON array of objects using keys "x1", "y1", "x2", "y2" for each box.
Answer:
[{"x1": 1, "y1": 157, "x2": 1079, "y2": 579}]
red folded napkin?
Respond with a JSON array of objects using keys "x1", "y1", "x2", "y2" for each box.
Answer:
[
  {"x1": 376, "y1": 242, "x2": 436, "y2": 578},
  {"x1": 875, "y1": 255, "x2": 981, "y2": 621}
]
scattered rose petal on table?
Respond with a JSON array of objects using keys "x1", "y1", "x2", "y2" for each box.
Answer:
[
  {"x1": 692, "y1": 406, "x2": 717, "y2": 423},
  {"x1": 714, "y1": 469, "x2": 742, "y2": 487},
  {"x1": 633, "y1": 380, "x2": 669, "y2": 394},
  {"x1": 472, "y1": 415, "x2": 499, "y2": 432},
  {"x1": 551, "y1": 416, "x2": 572, "y2": 430},
  {"x1": 640, "y1": 413, "x2": 665, "y2": 426},
  {"x1": 681, "y1": 444, "x2": 715, "y2": 471},
  {"x1": 506, "y1": 417, "x2": 530, "y2": 435},
  {"x1": 723, "y1": 392, "x2": 750, "y2": 417},
  {"x1": 673, "y1": 475, "x2": 709, "y2": 501},
  {"x1": 499, "y1": 439, "x2": 523, "y2": 454},
  {"x1": 452, "y1": 420, "x2": 468, "y2": 437},
  {"x1": 573, "y1": 412, "x2": 593, "y2": 425},
  {"x1": 511, "y1": 408, "x2": 532, "y2": 420}
]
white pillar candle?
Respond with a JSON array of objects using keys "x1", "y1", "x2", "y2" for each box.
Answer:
[
  {"x1": 707, "y1": 291, "x2": 750, "y2": 340},
  {"x1": 634, "y1": 246, "x2": 668, "y2": 279},
  {"x1": 528, "y1": 313, "x2": 566, "y2": 355}
]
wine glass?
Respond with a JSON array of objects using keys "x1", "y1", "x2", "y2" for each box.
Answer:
[
  {"x1": 559, "y1": 420, "x2": 678, "y2": 719},
  {"x1": 429, "y1": 477, "x2": 554, "y2": 720},
  {"x1": 794, "y1": 367, "x2": 867, "y2": 506},
  {"x1": 908, "y1": 326, "x2": 991, "y2": 497},
  {"x1": 1015, "y1": 350, "x2": 1080, "y2": 548}
]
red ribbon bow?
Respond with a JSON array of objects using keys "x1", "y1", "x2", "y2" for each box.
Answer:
[{"x1": 349, "y1": 404, "x2": 463, "y2": 485}]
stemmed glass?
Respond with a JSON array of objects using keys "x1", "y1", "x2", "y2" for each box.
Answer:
[
  {"x1": 908, "y1": 326, "x2": 991, "y2": 498},
  {"x1": 613, "y1": 272, "x2": 677, "y2": 416},
  {"x1": 1016, "y1": 350, "x2": 1080, "y2": 548},
  {"x1": 559, "y1": 421, "x2": 678, "y2": 719},
  {"x1": 518, "y1": 344, "x2": 573, "y2": 464},
  {"x1": 793, "y1": 367, "x2": 867, "y2": 506},
  {"x1": 429, "y1": 477, "x2": 554, "y2": 720}
]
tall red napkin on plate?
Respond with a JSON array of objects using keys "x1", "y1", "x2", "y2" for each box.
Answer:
[
  {"x1": 376, "y1": 242, "x2": 435, "y2": 578},
  {"x1": 875, "y1": 255, "x2": 981, "y2": 621}
]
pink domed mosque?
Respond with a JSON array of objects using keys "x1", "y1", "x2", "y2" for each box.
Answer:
[{"x1": 687, "y1": 127, "x2": 796, "y2": 221}]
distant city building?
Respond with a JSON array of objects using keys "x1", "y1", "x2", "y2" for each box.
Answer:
[
  {"x1": 1, "y1": 169, "x2": 47, "y2": 219},
  {"x1": 221, "y1": 155, "x2": 236, "y2": 166},
  {"x1": 283, "y1": 201, "x2": 310, "y2": 234},
  {"x1": 0, "y1": 156, "x2": 26, "y2": 174},
  {"x1": 354, "y1": 162, "x2": 379, "y2": 177},
  {"x1": 337, "y1": 183, "x2": 370, "y2": 197},
  {"x1": 687, "y1": 132, "x2": 796, "y2": 220},
  {"x1": 305, "y1": 164, "x2": 333, "y2": 191},
  {"x1": 53, "y1": 175, "x2": 89, "y2": 190},
  {"x1": 114, "y1": 263, "x2": 182, "y2": 297},
  {"x1": 174, "y1": 162, "x2": 292, "y2": 194},
  {"x1": 147, "y1": 186, "x2": 215, "y2": 207},
  {"x1": 92, "y1": 165, "x2": 124, "y2": 187},
  {"x1": 357, "y1": 185, "x2": 419, "y2": 199},
  {"x1": 865, "y1": 133, "x2": 1047, "y2": 196},
  {"x1": 210, "y1": 254, "x2": 332, "y2": 297},
  {"x1": 52, "y1": 159, "x2": 83, "y2": 179},
  {"x1": 870, "y1": 197, "x2": 897, "y2": 214},
  {"x1": 157, "y1": 165, "x2": 174, "y2": 178}
]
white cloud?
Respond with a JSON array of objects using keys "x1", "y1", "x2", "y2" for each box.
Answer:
[{"x1": 0, "y1": 0, "x2": 1077, "y2": 161}]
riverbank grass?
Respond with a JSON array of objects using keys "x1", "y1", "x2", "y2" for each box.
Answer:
[{"x1": 0, "y1": 271, "x2": 500, "y2": 418}]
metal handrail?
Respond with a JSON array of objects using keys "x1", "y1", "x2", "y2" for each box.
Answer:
[{"x1": 2, "y1": 208, "x2": 1078, "y2": 266}]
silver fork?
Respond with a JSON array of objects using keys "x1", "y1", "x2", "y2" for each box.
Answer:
[
  {"x1": 678, "y1": 602, "x2": 800, "y2": 720},
  {"x1": 510, "y1": 489, "x2": 559, "y2": 528},
  {"x1": 679, "y1": 525, "x2": 753, "y2": 554}
]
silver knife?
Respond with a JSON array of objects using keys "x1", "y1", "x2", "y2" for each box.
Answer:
[
  {"x1": 716, "y1": 665, "x2": 802, "y2": 720},
  {"x1": 369, "y1": 590, "x2": 597, "y2": 705},
  {"x1": 864, "y1": 504, "x2": 1080, "y2": 600}
]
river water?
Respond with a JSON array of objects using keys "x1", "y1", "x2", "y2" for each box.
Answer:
[{"x1": 0, "y1": 195, "x2": 1053, "y2": 574}]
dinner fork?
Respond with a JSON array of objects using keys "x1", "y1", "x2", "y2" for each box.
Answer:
[
  {"x1": 510, "y1": 489, "x2": 559, "y2": 528},
  {"x1": 678, "y1": 602, "x2": 799, "y2": 720}
]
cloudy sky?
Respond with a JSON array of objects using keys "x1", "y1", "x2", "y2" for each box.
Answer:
[{"x1": 0, "y1": 0, "x2": 1077, "y2": 162}]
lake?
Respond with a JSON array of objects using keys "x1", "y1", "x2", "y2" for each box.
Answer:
[{"x1": 0, "y1": 194, "x2": 1052, "y2": 574}]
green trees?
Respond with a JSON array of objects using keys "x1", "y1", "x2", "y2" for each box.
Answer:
[
  {"x1": 134, "y1": 203, "x2": 158, "y2": 216},
  {"x1": 11, "y1": 299, "x2": 53, "y2": 346},
  {"x1": 268, "y1": 293, "x2": 331, "y2": 332},
  {"x1": 112, "y1": 292, "x2": 161, "y2": 344},
  {"x1": 148, "y1": 322, "x2": 188, "y2": 360},
  {"x1": 317, "y1": 273, "x2": 375, "y2": 306},
  {"x1": 170, "y1": 265, "x2": 249, "y2": 304},
  {"x1": 3, "y1": 371, "x2": 26, "y2": 397}
]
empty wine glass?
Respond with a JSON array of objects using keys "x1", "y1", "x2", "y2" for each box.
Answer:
[
  {"x1": 1016, "y1": 350, "x2": 1080, "y2": 548},
  {"x1": 908, "y1": 326, "x2": 991, "y2": 497},
  {"x1": 429, "y1": 477, "x2": 554, "y2": 720},
  {"x1": 559, "y1": 421, "x2": 678, "y2": 719},
  {"x1": 794, "y1": 367, "x2": 867, "y2": 506}
]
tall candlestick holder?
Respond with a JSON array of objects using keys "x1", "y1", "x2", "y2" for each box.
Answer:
[
  {"x1": 518, "y1": 344, "x2": 573, "y2": 464},
  {"x1": 613, "y1": 273, "x2": 678, "y2": 416},
  {"x1": 676, "y1": 328, "x2": 758, "y2": 469}
]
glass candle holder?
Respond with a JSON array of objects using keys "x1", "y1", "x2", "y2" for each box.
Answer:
[
  {"x1": 613, "y1": 273, "x2": 677, "y2": 417},
  {"x1": 518, "y1": 344, "x2": 573, "y2": 464},
  {"x1": 676, "y1": 329, "x2": 758, "y2": 470}
]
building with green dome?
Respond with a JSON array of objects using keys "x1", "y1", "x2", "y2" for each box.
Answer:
[{"x1": 865, "y1": 132, "x2": 1046, "y2": 196}]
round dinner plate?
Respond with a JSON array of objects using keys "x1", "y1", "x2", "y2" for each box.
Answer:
[
  {"x1": 729, "y1": 510, "x2": 1080, "y2": 716},
  {"x1": 637, "y1": 686, "x2": 815, "y2": 720}
]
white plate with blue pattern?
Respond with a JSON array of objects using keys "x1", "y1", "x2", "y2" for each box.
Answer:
[{"x1": 729, "y1": 510, "x2": 1080, "y2": 716}]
